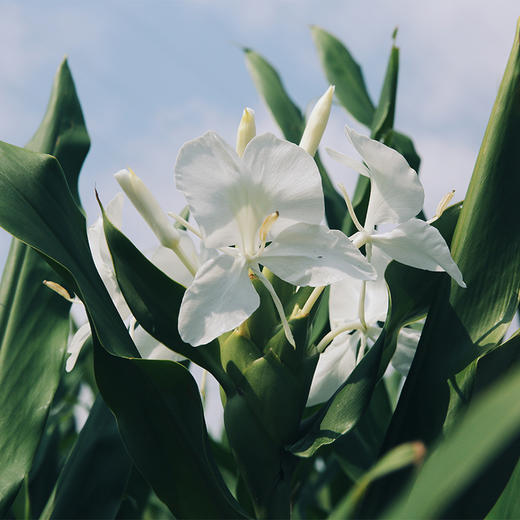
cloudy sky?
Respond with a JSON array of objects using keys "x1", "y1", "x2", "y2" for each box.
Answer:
[{"x1": 1, "y1": 1, "x2": 519, "y2": 264}]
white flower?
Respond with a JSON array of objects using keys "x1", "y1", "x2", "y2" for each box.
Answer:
[
  {"x1": 65, "y1": 193, "x2": 189, "y2": 371},
  {"x1": 307, "y1": 250, "x2": 421, "y2": 406},
  {"x1": 328, "y1": 127, "x2": 466, "y2": 288},
  {"x1": 175, "y1": 132, "x2": 376, "y2": 347}
]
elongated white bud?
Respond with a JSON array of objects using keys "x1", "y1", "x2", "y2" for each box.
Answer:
[
  {"x1": 299, "y1": 85, "x2": 335, "y2": 156},
  {"x1": 236, "y1": 107, "x2": 256, "y2": 157},
  {"x1": 114, "y1": 168, "x2": 180, "y2": 248}
]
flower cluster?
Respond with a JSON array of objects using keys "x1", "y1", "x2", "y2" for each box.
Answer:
[{"x1": 68, "y1": 85, "x2": 465, "y2": 404}]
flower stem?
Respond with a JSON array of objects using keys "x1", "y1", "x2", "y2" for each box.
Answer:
[
  {"x1": 253, "y1": 265, "x2": 296, "y2": 348},
  {"x1": 167, "y1": 239, "x2": 198, "y2": 277},
  {"x1": 316, "y1": 320, "x2": 362, "y2": 353},
  {"x1": 338, "y1": 183, "x2": 365, "y2": 232},
  {"x1": 168, "y1": 211, "x2": 202, "y2": 238},
  {"x1": 294, "y1": 285, "x2": 325, "y2": 318}
]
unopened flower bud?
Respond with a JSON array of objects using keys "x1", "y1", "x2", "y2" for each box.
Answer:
[
  {"x1": 114, "y1": 168, "x2": 180, "y2": 248},
  {"x1": 299, "y1": 85, "x2": 335, "y2": 156},
  {"x1": 236, "y1": 107, "x2": 256, "y2": 157}
]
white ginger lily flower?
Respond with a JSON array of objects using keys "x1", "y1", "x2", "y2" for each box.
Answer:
[
  {"x1": 307, "y1": 249, "x2": 421, "y2": 406},
  {"x1": 328, "y1": 127, "x2": 466, "y2": 288},
  {"x1": 66, "y1": 193, "x2": 189, "y2": 371},
  {"x1": 175, "y1": 132, "x2": 376, "y2": 347}
]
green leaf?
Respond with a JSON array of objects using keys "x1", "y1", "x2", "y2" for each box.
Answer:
[
  {"x1": 310, "y1": 26, "x2": 375, "y2": 128},
  {"x1": 244, "y1": 48, "x2": 305, "y2": 144},
  {"x1": 487, "y1": 455, "x2": 520, "y2": 519},
  {"x1": 0, "y1": 58, "x2": 90, "y2": 513},
  {"x1": 93, "y1": 338, "x2": 246, "y2": 520},
  {"x1": 26, "y1": 59, "x2": 90, "y2": 208},
  {"x1": 0, "y1": 141, "x2": 138, "y2": 360},
  {"x1": 290, "y1": 206, "x2": 461, "y2": 457},
  {"x1": 100, "y1": 208, "x2": 234, "y2": 394},
  {"x1": 366, "y1": 22, "x2": 520, "y2": 517},
  {"x1": 386, "y1": 130, "x2": 421, "y2": 173},
  {"x1": 41, "y1": 398, "x2": 133, "y2": 520},
  {"x1": 384, "y1": 363, "x2": 520, "y2": 519},
  {"x1": 330, "y1": 442, "x2": 425, "y2": 520}
]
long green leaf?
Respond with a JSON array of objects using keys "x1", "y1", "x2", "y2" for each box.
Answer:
[
  {"x1": 41, "y1": 397, "x2": 133, "y2": 520},
  {"x1": 0, "y1": 59, "x2": 89, "y2": 513},
  {"x1": 366, "y1": 21, "x2": 520, "y2": 517},
  {"x1": 384, "y1": 363, "x2": 520, "y2": 519},
  {"x1": 93, "y1": 338, "x2": 246, "y2": 520},
  {"x1": 100, "y1": 209, "x2": 234, "y2": 394},
  {"x1": 311, "y1": 26, "x2": 375, "y2": 128}
]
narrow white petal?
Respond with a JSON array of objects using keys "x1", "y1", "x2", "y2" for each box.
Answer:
[
  {"x1": 326, "y1": 148, "x2": 370, "y2": 177},
  {"x1": 261, "y1": 223, "x2": 376, "y2": 287},
  {"x1": 391, "y1": 327, "x2": 422, "y2": 376},
  {"x1": 307, "y1": 332, "x2": 359, "y2": 406},
  {"x1": 242, "y1": 134, "x2": 325, "y2": 234},
  {"x1": 133, "y1": 325, "x2": 185, "y2": 362},
  {"x1": 175, "y1": 132, "x2": 245, "y2": 249},
  {"x1": 66, "y1": 322, "x2": 92, "y2": 372},
  {"x1": 178, "y1": 255, "x2": 259, "y2": 346},
  {"x1": 345, "y1": 127, "x2": 424, "y2": 229},
  {"x1": 373, "y1": 218, "x2": 466, "y2": 287}
]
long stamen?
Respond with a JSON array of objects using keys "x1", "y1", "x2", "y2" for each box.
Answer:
[
  {"x1": 338, "y1": 183, "x2": 365, "y2": 232},
  {"x1": 252, "y1": 265, "x2": 295, "y2": 348},
  {"x1": 258, "y1": 211, "x2": 279, "y2": 254},
  {"x1": 168, "y1": 212, "x2": 202, "y2": 238},
  {"x1": 294, "y1": 285, "x2": 325, "y2": 318},
  {"x1": 316, "y1": 320, "x2": 362, "y2": 353},
  {"x1": 357, "y1": 242, "x2": 373, "y2": 331}
]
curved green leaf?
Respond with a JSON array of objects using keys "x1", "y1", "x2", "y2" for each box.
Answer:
[
  {"x1": 0, "y1": 141, "x2": 137, "y2": 360},
  {"x1": 100, "y1": 209, "x2": 233, "y2": 394},
  {"x1": 41, "y1": 398, "x2": 133, "y2": 520},
  {"x1": 310, "y1": 26, "x2": 375, "y2": 128},
  {"x1": 385, "y1": 363, "x2": 520, "y2": 519},
  {"x1": 0, "y1": 59, "x2": 90, "y2": 513},
  {"x1": 93, "y1": 337, "x2": 246, "y2": 520}
]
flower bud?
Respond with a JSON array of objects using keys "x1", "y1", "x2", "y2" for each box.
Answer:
[
  {"x1": 236, "y1": 107, "x2": 256, "y2": 157},
  {"x1": 299, "y1": 85, "x2": 335, "y2": 156},
  {"x1": 114, "y1": 168, "x2": 180, "y2": 248}
]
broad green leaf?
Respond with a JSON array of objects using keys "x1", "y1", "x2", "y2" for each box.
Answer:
[
  {"x1": 244, "y1": 48, "x2": 305, "y2": 143},
  {"x1": 93, "y1": 338, "x2": 246, "y2": 520},
  {"x1": 383, "y1": 18, "x2": 520, "y2": 450},
  {"x1": 310, "y1": 26, "x2": 375, "y2": 127},
  {"x1": 0, "y1": 141, "x2": 138, "y2": 360},
  {"x1": 487, "y1": 456, "x2": 520, "y2": 519},
  {"x1": 290, "y1": 206, "x2": 461, "y2": 457},
  {"x1": 0, "y1": 59, "x2": 90, "y2": 513},
  {"x1": 367, "y1": 22, "x2": 520, "y2": 517},
  {"x1": 244, "y1": 48, "x2": 347, "y2": 229},
  {"x1": 385, "y1": 363, "x2": 520, "y2": 519},
  {"x1": 101, "y1": 209, "x2": 234, "y2": 394},
  {"x1": 330, "y1": 442, "x2": 424, "y2": 520},
  {"x1": 41, "y1": 398, "x2": 133, "y2": 520}
]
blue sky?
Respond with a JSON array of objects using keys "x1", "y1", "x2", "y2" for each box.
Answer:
[{"x1": 0, "y1": 1, "x2": 519, "y2": 263}]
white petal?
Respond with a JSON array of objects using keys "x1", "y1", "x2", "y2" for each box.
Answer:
[
  {"x1": 372, "y1": 218, "x2": 466, "y2": 287},
  {"x1": 391, "y1": 327, "x2": 422, "y2": 376},
  {"x1": 261, "y1": 223, "x2": 376, "y2": 287},
  {"x1": 178, "y1": 254, "x2": 259, "y2": 346},
  {"x1": 326, "y1": 148, "x2": 370, "y2": 177},
  {"x1": 133, "y1": 325, "x2": 185, "y2": 362},
  {"x1": 242, "y1": 133, "x2": 325, "y2": 235},
  {"x1": 345, "y1": 127, "x2": 424, "y2": 230},
  {"x1": 150, "y1": 231, "x2": 199, "y2": 288},
  {"x1": 175, "y1": 132, "x2": 245, "y2": 249},
  {"x1": 66, "y1": 322, "x2": 92, "y2": 372},
  {"x1": 307, "y1": 332, "x2": 359, "y2": 406}
]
